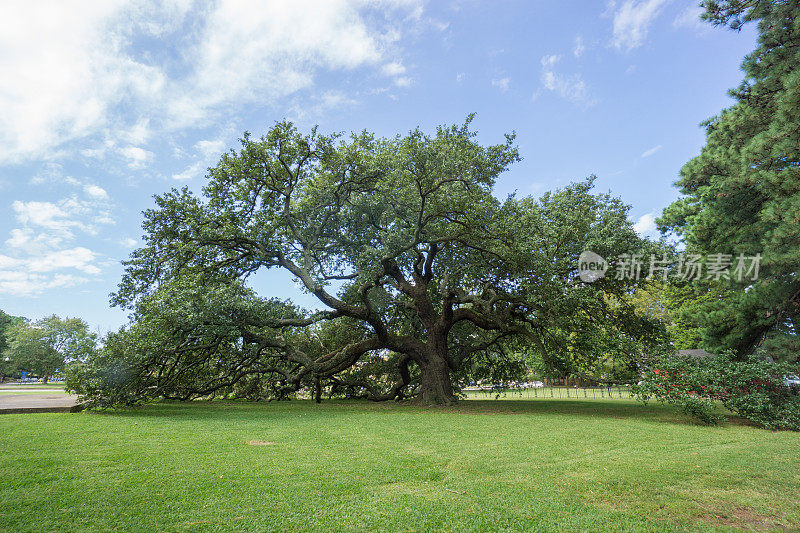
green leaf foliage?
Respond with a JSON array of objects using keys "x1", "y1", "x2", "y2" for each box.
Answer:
[
  {"x1": 5, "y1": 315, "x2": 96, "y2": 383},
  {"x1": 78, "y1": 117, "x2": 662, "y2": 406},
  {"x1": 637, "y1": 351, "x2": 800, "y2": 430},
  {"x1": 659, "y1": 0, "x2": 800, "y2": 361}
]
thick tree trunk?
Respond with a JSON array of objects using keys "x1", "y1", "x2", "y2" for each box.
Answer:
[
  {"x1": 314, "y1": 375, "x2": 322, "y2": 404},
  {"x1": 417, "y1": 352, "x2": 456, "y2": 405}
]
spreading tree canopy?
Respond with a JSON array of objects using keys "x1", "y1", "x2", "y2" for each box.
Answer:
[
  {"x1": 93, "y1": 118, "x2": 660, "y2": 406},
  {"x1": 659, "y1": 0, "x2": 800, "y2": 361}
]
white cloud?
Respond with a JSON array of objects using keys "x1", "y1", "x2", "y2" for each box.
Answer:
[
  {"x1": 1, "y1": 190, "x2": 112, "y2": 295},
  {"x1": 30, "y1": 162, "x2": 65, "y2": 185},
  {"x1": 673, "y1": 5, "x2": 706, "y2": 31},
  {"x1": 119, "y1": 119, "x2": 152, "y2": 145},
  {"x1": 172, "y1": 161, "x2": 206, "y2": 181},
  {"x1": 5, "y1": 228, "x2": 64, "y2": 252},
  {"x1": 641, "y1": 144, "x2": 662, "y2": 157},
  {"x1": 319, "y1": 90, "x2": 358, "y2": 109},
  {"x1": 119, "y1": 146, "x2": 154, "y2": 169},
  {"x1": 539, "y1": 55, "x2": 594, "y2": 106},
  {"x1": 30, "y1": 164, "x2": 111, "y2": 203},
  {"x1": 0, "y1": 234, "x2": 102, "y2": 295},
  {"x1": 0, "y1": 255, "x2": 22, "y2": 271},
  {"x1": 84, "y1": 184, "x2": 108, "y2": 199},
  {"x1": 541, "y1": 54, "x2": 561, "y2": 68},
  {"x1": 120, "y1": 238, "x2": 138, "y2": 248},
  {"x1": 166, "y1": 0, "x2": 419, "y2": 128},
  {"x1": 28, "y1": 247, "x2": 99, "y2": 274},
  {"x1": 573, "y1": 36, "x2": 586, "y2": 58},
  {"x1": 0, "y1": 0, "x2": 424, "y2": 164},
  {"x1": 0, "y1": 270, "x2": 88, "y2": 297},
  {"x1": 612, "y1": 0, "x2": 669, "y2": 51},
  {"x1": 286, "y1": 90, "x2": 360, "y2": 121},
  {"x1": 172, "y1": 136, "x2": 233, "y2": 181},
  {"x1": 633, "y1": 212, "x2": 658, "y2": 236},
  {"x1": 491, "y1": 77, "x2": 510, "y2": 91},
  {"x1": 382, "y1": 61, "x2": 411, "y2": 87},
  {"x1": 382, "y1": 61, "x2": 406, "y2": 76},
  {"x1": 0, "y1": 1, "x2": 167, "y2": 164},
  {"x1": 12, "y1": 193, "x2": 113, "y2": 239},
  {"x1": 194, "y1": 140, "x2": 227, "y2": 160},
  {"x1": 12, "y1": 200, "x2": 83, "y2": 235}
]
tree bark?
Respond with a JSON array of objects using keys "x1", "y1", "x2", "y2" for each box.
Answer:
[{"x1": 417, "y1": 349, "x2": 456, "y2": 405}]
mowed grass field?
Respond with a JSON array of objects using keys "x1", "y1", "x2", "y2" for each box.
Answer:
[
  {"x1": 1, "y1": 399, "x2": 799, "y2": 532},
  {"x1": 0, "y1": 390, "x2": 68, "y2": 396},
  {"x1": 0, "y1": 383, "x2": 65, "y2": 390}
]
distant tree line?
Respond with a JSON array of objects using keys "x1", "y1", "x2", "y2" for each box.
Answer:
[{"x1": 0, "y1": 310, "x2": 96, "y2": 383}]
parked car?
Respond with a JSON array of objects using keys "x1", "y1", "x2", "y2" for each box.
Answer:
[{"x1": 783, "y1": 374, "x2": 800, "y2": 393}]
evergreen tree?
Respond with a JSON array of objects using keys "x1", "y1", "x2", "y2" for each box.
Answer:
[{"x1": 659, "y1": 0, "x2": 800, "y2": 361}]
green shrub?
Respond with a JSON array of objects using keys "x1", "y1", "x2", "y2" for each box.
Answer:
[{"x1": 636, "y1": 351, "x2": 800, "y2": 430}]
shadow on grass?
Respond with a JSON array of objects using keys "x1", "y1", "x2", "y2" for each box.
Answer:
[
  {"x1": 82, "y1": 397, "x2": 714, "y2": 428},
  {"x1": 433, "y1": 399, "x2": 711, "y2": 426}
]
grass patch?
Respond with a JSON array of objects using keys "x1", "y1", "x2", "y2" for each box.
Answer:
[
  {"x1": 0, "y1": 390, "x2": 69, "y2": 396},
  {"x1": 1, "y1": 399, "x2": 798, "y2": 532},
  {"x1": 0, "y1": 383, "x2": 65, "y2": 390}
]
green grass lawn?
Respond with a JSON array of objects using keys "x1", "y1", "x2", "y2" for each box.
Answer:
[
  {"x1": 0, "y1": 383, "x2": 65, "y2": 390},
  {"x1": 1, "y1": 399, "x2": 798, "y2": 532},
  {"x1": 0, "y1": 390, "x2": 69, "y2": 396}
]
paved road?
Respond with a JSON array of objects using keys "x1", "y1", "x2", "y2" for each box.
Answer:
[{"x1": 0, "y1": 392, "x2": 82, "y2": 414}]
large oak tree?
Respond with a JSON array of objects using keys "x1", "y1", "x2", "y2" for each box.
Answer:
[{"x1": 99, "y1": 118, "x2": 657, "y2": 405}]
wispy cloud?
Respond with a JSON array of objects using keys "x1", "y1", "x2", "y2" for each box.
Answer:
[
  {"x1": 0, "y1": 2, "x2": 166, "y2": 164},
  {"x1": 171, "y1": 135, "x2": 232, "y2": 181},
  {"x1": 0, "y1": 0, "x2": 426, "y2": 165},
  {"x1": 539, "y1": 55, "x2": 595, "y2": 106},
  {"x1": 641, "y1": 144, "x2": 662, "y2": 157},
  {"x1": 119, "y1": 146, "x2": 154, "y2": 169},
  {"x1": 83, "y1": 184, "x2": 108, "y2": 200},
  {"x1": 491, "y1": 77, "x2": 510, "y2": 91},
  {"x1": 1, "y1": 187, "x2": 112, "y2": 296},
  {"x1": 611, "y1": 0, "x2": 669, "y2": 51},
  {"x1": 171, "y1": 161, "x2": 207, "y2": 182},
  {"x1": 573, "y1": 36, "x2": 586, "y2": 58},
  {"x1": 382, "y1": 61, "x2": 406, "y2": 77},
  {"x1": 673, "y1": 4, "x2": 706, "y2": 32}
]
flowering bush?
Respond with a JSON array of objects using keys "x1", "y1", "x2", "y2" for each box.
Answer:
[{"x1": 636, "y1": 351, "x2": 800, "y2": 430}]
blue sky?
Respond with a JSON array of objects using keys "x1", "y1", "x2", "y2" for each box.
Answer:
[{"x1": 0, "y1": 0, "x2": 756, "y2": 333}]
